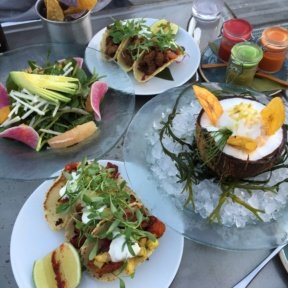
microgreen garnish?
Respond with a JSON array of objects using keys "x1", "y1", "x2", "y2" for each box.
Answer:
[
  {"x1": 158, "y1": 85, "x2": 288, "y2": 223},
  {"x1": 202, "y1": 127, "x2": 233, "y2": 164},
  {"x1": 57, "y1": 159, "x2": 156, "y2": 253},
  {"x1": 108, "y1": 18, "x2": 150, "y2": 44}
]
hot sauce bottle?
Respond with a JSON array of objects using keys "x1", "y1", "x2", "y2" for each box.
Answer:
[
  {"x1": 258, "y1": 26, "x2": 288, "y2": 73},
  {"x1": 218, "y1": 19, "x2": 252, "y2": 62}
]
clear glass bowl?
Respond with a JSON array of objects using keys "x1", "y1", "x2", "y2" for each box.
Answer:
[
  {"x1": 0, "y1": 43, "x2": 135, "y2": 180},
  {"x1": 123, "y1": 82, "x2": 288, "y2": 250}
]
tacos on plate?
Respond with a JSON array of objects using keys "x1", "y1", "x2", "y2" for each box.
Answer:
[
  {"x1": 43, "y1": 159, "x2": 166, "y2": 282},
  {"x1": 100, "y1": 18, "x2": 149, "y2": 62}
]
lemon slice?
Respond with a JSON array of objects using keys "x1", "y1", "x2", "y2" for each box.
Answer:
[
  {"x1": 150, "y1": 19, "x2": 179, "y2": 35},
  {"x1": 33, "y1": 243, "x2": 81, "y2": 288}
]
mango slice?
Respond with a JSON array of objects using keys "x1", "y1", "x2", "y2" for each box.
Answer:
[
  {"x1": 0, "y1": 106, "x2": 10, "y2": 124},
  {"x1": 48, "y1": 121, "x2": 97, "y2": 149},
  {"x1": 261, "y1": 97, "x2": 285, "y2": 136},
  {"x1": 193, "y1": 85, "x2": 223, "y2": 126},
  {"x1": 227, "y1": 135, "x2": 258, "y2": 153}
]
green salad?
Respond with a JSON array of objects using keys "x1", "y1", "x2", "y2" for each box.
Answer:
[{"x1": 0, "y1": 56, "x2": 107, "y2": 151}]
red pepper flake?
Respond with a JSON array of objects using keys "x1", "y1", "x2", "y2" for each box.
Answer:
[{"x1": 51, "y1": 250, "x2": 66, "y2": 288}]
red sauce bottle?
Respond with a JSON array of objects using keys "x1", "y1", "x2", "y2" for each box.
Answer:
[
  {"x1": 258, "y1": 26, "x2": 288, "y2": 73},
  {"x1": 218, "y1": 19, "x2": 252, "y2": 62}
]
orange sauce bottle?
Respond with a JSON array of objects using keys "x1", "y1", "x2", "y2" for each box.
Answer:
[{"x1": 258, "y1": 26, "x2": 288, "y2": 73}]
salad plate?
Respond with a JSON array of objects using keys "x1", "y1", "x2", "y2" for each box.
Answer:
[
  {"x1": 123, "y1": 82, "x2": 288, "y2": 250},
  {"x1": 85, "y1": 18, "x2": 201, "y2": 96},
  {"x1": 199, "y1": 39, "x2": 288, "y2": 96},
  {"x1": 0, "y1": 44, "x2": 135, "y2": 180},
  {"x1": 10, "y1": 160, "x2": 184, "y2": 288}
]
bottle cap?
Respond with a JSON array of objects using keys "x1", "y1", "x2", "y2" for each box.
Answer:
[
  {"x1": 222, "y1": 19, "x2": 252, "y2": 42},
  {"x1": 231, "y1": 42, "x2": 263, "y2": 67},
  {"x1": 261, "y1": 26, "x2": 288, "y2": 51}
]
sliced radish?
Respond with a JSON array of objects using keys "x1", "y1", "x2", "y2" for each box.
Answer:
[
  {"x1": 0, "y1": 83, "x2": 10, "y2": 108},
  {"x1": 90, "y1": 81, "x2": 108, "y2": 121},
  {"x1": 0, "y1": 124, "x2": 39, "y2": 149},
  {"x1": 58, "y1": 57, "x2": 84, "y2": 69}
]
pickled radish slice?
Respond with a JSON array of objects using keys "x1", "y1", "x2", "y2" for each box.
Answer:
[
  {"x1": 90, "y1": 81, "x2": 108, "y2": 121},
  {"x1": 0, "y1": 83, "x2": 9, "y2": 108},
  {"x1": 0, "y1": 125, "x2": 39, "y2": 149},
  {"x1": 58, "y1": 57, "x2": 84, "y2": 69}
]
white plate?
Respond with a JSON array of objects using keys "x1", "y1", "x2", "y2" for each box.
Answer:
[
  {"x1": 85, "y1": 18, "x2": 201, "y2": 95},
  {"x1": 10, "y1": 160, "x2": 184, "y2": 288}
]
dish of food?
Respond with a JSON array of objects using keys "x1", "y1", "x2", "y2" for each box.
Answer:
[
  {"x1": 0, "y1": 44, "x2": 135, "y2": 180},
  {"x1": 85, "y1": 18, "x2": 200, "y2": 95},
  {"x1": 0, "y1": 56, "x2": 106, "y2": 151},
  {"x1": 10, "y1": 160, "x2": 184, "y2": 288},
  {"x1": 123, "y1": 82, "x2": 288, "y2": 250},
  {"x1": 199, "y1": 39, "x2": 288, "y2": 96}
]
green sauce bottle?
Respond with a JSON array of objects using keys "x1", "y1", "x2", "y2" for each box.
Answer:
[{"x1": 225, "y1": 42, "x2": 263, "y2": 86}]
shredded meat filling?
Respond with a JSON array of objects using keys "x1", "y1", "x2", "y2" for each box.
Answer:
[
  {"x1": 138, "y1": 47, "x2": 180, "y2": 76},
  {"x1": 105, "y1": 36, "x2": 119, "y2": 58}
]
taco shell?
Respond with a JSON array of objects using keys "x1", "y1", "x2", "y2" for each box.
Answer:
[
  {"x1": 100, "y1": 29, "x2": 122, "y2": 61},
  {"x1": 133, "y1": 49, "x2": 184, "y2": 83},
  {"x1": 80, "y1": 220, "x2": 155, "y2": 281},
  {"x1": 116, "y1": 38, "x2": 136, "y2": 72},
  {"x1": 43, "y1": 175, "x2": 69, "y2": 231}
]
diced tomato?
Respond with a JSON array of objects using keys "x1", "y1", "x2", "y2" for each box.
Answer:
[
  {"x1": 166, "y1": 50, "x2": 178, "y2": 60},
  {"x1": 106, "y1": 162, "x2": 119, "y2": 179},
  {"x1": 64, "y1": 162, "x2": 79, "y2": 172},
  {"x1": 144, "y1": 216, "x2": 166, "y2": 238}
]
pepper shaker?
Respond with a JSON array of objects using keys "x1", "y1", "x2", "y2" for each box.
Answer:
[{"x1": 0, "y1": 24, "x2": 9, "y2": 53}]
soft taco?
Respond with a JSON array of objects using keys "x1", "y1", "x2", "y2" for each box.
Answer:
[
  {"x1": 132, "y1": 26, "x2": 184, "y2": 83},
  {"x1": 44, "y1": 174, "x2": 70, "y2": 231},
  {"x1": 100, "y1": 18, "x2": 149, "y2": 62},
  {"x1": 43, "y1": 159, "x2": 166, "y2": 282}
]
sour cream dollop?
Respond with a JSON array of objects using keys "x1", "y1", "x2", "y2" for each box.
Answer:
[{"x1": 108, "y1": 234, "x2": 141, "y2": 262}]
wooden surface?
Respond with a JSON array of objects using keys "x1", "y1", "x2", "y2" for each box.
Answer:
[{"x1": 225, "y1": 0, "x2": 288, "y2": 27}]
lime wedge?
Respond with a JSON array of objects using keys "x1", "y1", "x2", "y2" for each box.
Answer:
[
  {"x1": 33, "y1": 243, "x2": 81, "y2": 288},
  {"x1": 150, "y1": 19, "x2": 179, "y2": 35}
]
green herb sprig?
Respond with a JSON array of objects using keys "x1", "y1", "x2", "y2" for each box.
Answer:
[{"x1": 108, "y1": 18, "x2": 150, "y2": 44}]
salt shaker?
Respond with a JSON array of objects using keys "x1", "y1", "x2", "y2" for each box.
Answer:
[
  {"x1": 189, "y1": 0, "x2": 224, "y2": 51},
  {"x1": 0, "y1": 24, "x2": 8, "y2": 53}
]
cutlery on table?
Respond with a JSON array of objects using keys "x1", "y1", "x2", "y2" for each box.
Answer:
[{"x1": 232, "y1": 243, "x2": 286, "y2": 288}]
